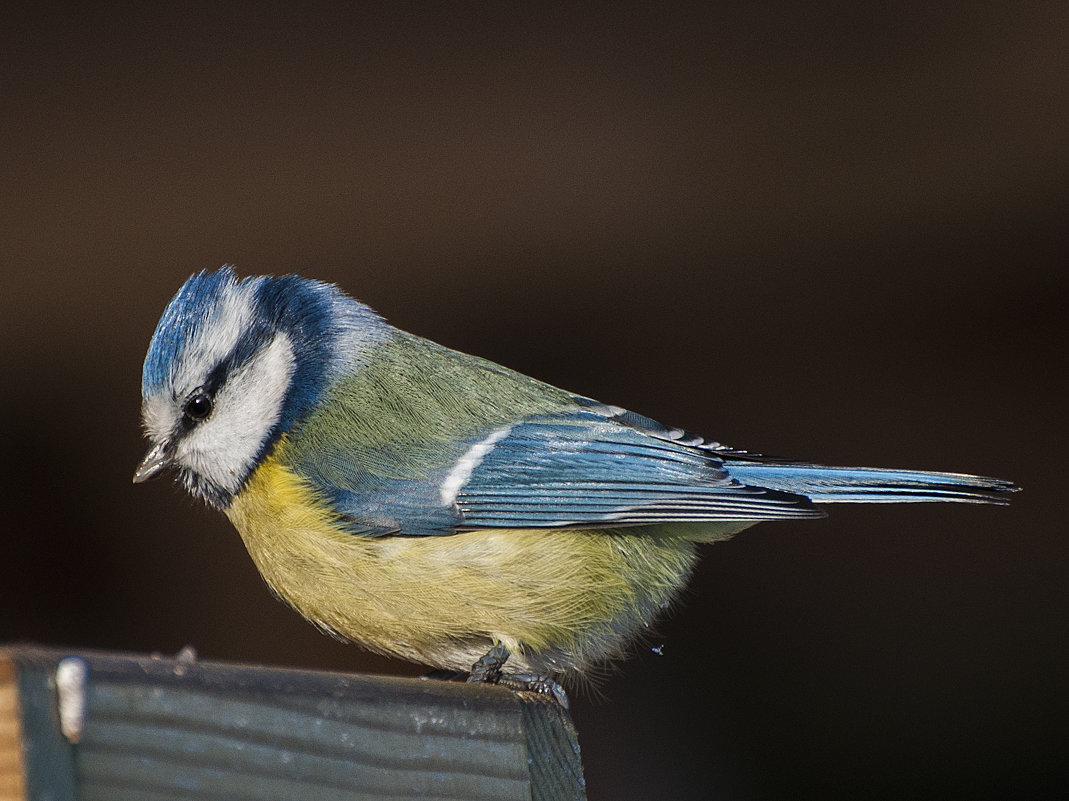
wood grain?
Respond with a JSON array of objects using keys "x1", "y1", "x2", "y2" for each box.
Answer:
[{"x1": 0, "y1": 645, "x2": 586, "y2": 801}]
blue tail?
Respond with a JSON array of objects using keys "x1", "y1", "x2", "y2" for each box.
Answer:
[{"x1": 722, "y1": 462, "x2": 1019, "y2": 505}]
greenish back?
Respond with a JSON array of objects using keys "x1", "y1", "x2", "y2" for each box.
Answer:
[{"x1": 284, "y1": 331, "x2": 578, "y2": 481}]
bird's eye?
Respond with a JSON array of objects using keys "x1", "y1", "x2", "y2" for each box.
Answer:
[{"x1": 183, "y1": 390, "x2": 214, "y2": 422}]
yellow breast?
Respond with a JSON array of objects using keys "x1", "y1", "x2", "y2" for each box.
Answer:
[{"x1": 225, "y1": 449, "x2": 708, "y2": 677}]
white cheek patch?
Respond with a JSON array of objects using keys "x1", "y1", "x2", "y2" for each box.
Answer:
[{"x1": 176, "y1": 332, "x2": 295, "y2": 495}]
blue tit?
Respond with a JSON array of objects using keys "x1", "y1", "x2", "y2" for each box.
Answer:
[{"x1": 134, "y1": 266, "x2": 1018, "y2": 690}]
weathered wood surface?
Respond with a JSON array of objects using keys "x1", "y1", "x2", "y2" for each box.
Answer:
[{"x1": 0, "y1": 644, "x2": 586, "y2": 801}]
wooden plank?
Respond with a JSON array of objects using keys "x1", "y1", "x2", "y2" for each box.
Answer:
[
  {"x1": 0, "y1": 658, "x2": 28, "y2": 801},
  {"x1": 0, "y1": 644, "x2": 586, "y2": 801}
]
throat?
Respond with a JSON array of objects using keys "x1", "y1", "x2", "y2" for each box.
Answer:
[{"x1": 181, "y1": 467, "x2": 234, "y2": 510}]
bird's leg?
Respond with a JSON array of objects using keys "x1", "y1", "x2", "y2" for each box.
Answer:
[
  {"x1": 467, "y1": 642, "x2": 511, "y2": 684},
  {"x1": 467, "y1": 644, "x2": 569, "y2": 708}
]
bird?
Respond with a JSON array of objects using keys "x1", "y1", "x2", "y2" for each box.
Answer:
[{"x1": 134, "y1": 266, "x2": 1018, "y2": 694}]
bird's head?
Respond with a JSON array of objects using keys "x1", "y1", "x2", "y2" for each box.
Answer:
[{"x1": 134, "y1": 266, "x2": 385, "y2": 507}]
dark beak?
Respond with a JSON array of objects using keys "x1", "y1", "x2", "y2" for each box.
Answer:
[{"x1": 133, "y1": 442, "x2": 172, "y2": 483}]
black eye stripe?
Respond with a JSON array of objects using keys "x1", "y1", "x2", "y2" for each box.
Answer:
[
  {"x1": 203, "y1": 358, "x2": 231, "y2": 397},
  {"x1": 180, "y1": 322, "x2": 274, "y2": 428},
  {"x1": 196, "y1": 319, "x2": 273, "y2": 398}
]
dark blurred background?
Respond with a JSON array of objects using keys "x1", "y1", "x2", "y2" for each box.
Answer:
[{"x1": 2, "y1": 3, "x2": 1064, "y2": 799}]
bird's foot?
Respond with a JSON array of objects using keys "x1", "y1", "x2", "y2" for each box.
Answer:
[
  {"x1": 467, "y1": 645, "x2": 568, "y2": 708},
  {"x1": 499, "y1": 672, "x2": 569, "y2": 709}
]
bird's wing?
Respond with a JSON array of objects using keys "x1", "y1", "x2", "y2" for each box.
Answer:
[
  {"x1": 447, "y1": 409, "x2": 823, "y2": 530},
  {"x1": 288, "y1": 403, "x2": 821, "y2": 536}
]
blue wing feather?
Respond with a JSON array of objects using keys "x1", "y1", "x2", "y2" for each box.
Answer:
[{"x1": 454, "y1": 412, "x2": 823, "y2": 529}]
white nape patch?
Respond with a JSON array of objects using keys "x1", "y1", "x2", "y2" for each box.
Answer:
[
  {"x1": 439, "y1": 425, "x2": 514, "y2": 506},
  {"x1": 176, "y1": 331, "x2": 295, "y2": 495}
]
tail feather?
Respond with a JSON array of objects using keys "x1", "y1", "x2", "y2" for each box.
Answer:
[{"x1": 722, "y1": 463, "x2": 1019, "y2": 505}]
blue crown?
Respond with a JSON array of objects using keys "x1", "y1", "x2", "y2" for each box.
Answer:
[{"x1": 142, "y1": 266, "x2": 240, "y2": 393}]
